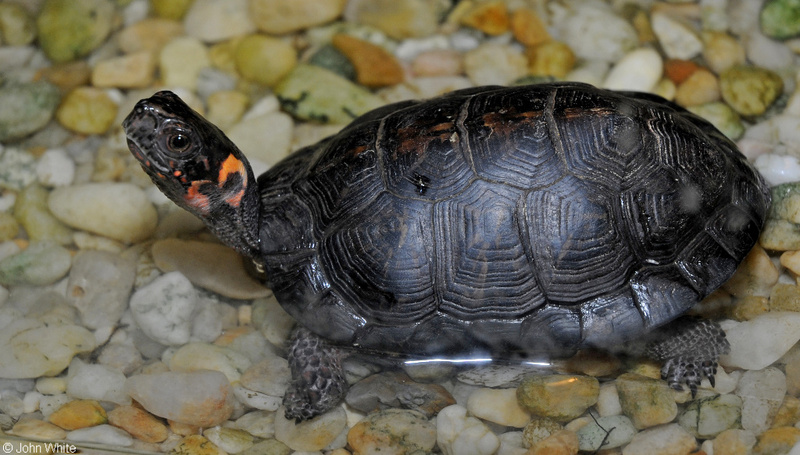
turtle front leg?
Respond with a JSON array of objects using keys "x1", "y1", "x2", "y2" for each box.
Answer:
[
  {"x1": 283, "y1": 327, "x2": 348, "y2": 422},
  {"x1": 644, "y1": 316, "x2": 730, "y2": 396}
]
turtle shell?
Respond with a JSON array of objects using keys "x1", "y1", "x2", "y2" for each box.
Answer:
[{"x1": 257, "y1": 82, "x2": 770, "y2": 359}]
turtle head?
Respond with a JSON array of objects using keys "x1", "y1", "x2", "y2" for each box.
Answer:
[{"x1": 124, "y1": 90, "x2": 261, "y2": 259}]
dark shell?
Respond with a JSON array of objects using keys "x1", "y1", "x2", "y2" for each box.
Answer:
[{"x1": 257, "y1": 82, "x2": 770, "y2": 359}]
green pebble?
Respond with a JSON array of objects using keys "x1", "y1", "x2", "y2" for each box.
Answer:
[
  {"x1": 677, "y1": 394, "x2": 742, "y2": 438},
  {"x1": 0, "y1": 212, "x2": 19, "y2": 241},
  {"x1": 0, "y1": 148, "x2": 36, "y2": 191},
  {"x1": 36, "y1": 0, "x2": 115, "y2": 63},
  {"x1": 0, "y1": 241, "x2": 72, "y2": 286},
  {"x1": 719, "y1": 66, "x2": 784, "y2": 117},
  {"x1": 0, "y1": 3, "x2": 36, "y2": 46},
  {"x1": 308, "y1": 45, "x2": 357, "y2": 81},
  {"x1": 761, "y1": 0, "x2": 800, "y2": 39},
  {"x1": 687, "y1": 102, "x2": 745, "y2": 141},
  {"x1": 13, "y1": 184, "x2": 74, "y2": 245},
  {"x1": 0, "y1": 80, "x2": 61, "y2": 143},
  {"x1": 275, "y1": 64, "x2": 383, "y2": 124},
  {"x1": 240, "y1": 439, "x2": 291, "y2": 455}
]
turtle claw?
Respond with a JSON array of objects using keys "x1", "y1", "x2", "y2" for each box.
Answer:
[{"x1": 661, "y1": 356, "x2": 719, "y2": 398}]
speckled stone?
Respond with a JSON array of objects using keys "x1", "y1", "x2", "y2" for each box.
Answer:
[
  {"x1": 0, "y1": 241, "x2": 71, "y2": 286},
  {"x1": 522, "y1": 418, "x2": 564, "y2": 449},
  {"x1": 0, "y1": 147, "x2": 36, "y2": 192},
  {"x1": 0, "y1": 81, "x2": 61, "y2": 142},
  {"x1": 129, "y1": 271, "x2": 197, "y2": 346},
  {"x1": 677, "y1": 393, "x2": 742, "y2": 438},
  {"x1": 719, "y1": 66, "x2": 784, "y2": 116},
  {"x1": 576, "y1": 414, "x2": 636, "y2": 451},
  {"x1": 36, "y1": 0, "x2": 114, "y2": 62},
  {"x1": 528, "y1": 429, "x2": 579, "y2": 455},
  {"x1": 348, "y1": 409, "x2": 436, "y2": 455},
  {"x1": 345, "y1": 371, "x2": 455, "y2": 418},
  {"x1": 615, "y1": 373, "x2": 677, "y2": 429},
  {"x1": 171, "y1": 435, "x2": 225, "y2": 455},
  {"x1": 275, "y1": 64, "x2": 383, "y2": 123},
  {"x1": 516, "y1": 375, "x2": 599, "y2": 422}
]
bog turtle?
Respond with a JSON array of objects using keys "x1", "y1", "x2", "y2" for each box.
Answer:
[{"x1": 124, "y1": 83, "x2": 770, "y2": 421}]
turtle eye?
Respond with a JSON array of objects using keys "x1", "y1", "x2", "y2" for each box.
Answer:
[{"x1": 167, "y1": 132, "x2": 192, "y2": 153}]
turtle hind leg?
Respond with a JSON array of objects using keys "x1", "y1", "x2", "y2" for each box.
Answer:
[
  {"x1": 643, "y1": 316, "x2": 730, "y2": 396},
  {"x1": 283, "y1": 327, "x2": 348, "y2": 422}
]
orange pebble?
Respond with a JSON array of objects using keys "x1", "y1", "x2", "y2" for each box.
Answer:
[
  {"x1": 332, "y1": 34, "x2": 404, "y2": 88},
  {"x1": 664, "y1": 59, "x2": 700, "y2": 84}
]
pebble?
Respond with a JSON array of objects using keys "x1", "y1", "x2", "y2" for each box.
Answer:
[
  {"x1": 677, "y1": 393, "x2": 742, "y2": 438},
  {"x1": 736, "y1": 367, "x2": 787, "y2": 434},
  {"x1": 436, "y1": 405, "x2": 500, "y2": 455},
  {"x1": 150, "y1": 0, "x2": 193, "y2": 20},
  {"x1": 528, "y1": 429, "x2": 579, "y2": 455},
  {"x1": 597, "y1": 382, "x2": 622, "y2": 417},
  {"x1": 556, "y1": 2, "x2": 637, "y2": 62},
  {"x1": 675, "y1": 69, "x2": 720, "y2": 107},
  {"x1": 67, "y1": 250, "x2": 136, "y2": 329},
  {"x1": 0, "y1": 3, "x2": 35, "y2": 45},
  {"x1": 91, "y1": 51, "x2": 157, "y2": 88},
  {"x1": 125, "y1": 370, "x2": 235, "y2": 427},
  {"x1": 117, "y1": 18, "x2": 185, "y2": 54},
  {"x1": 66, "y1": 358, "x2": 128, "y2": 405},
  {"x1": 459, "y1": 1, "x2": 509, "y2": 36},
  {"x1": 10, "y1": 419, "x2": 67, "y2": 440},
  {"x1": 516, "y1": 374, "x2": 599, "y2": 422},
  {"x1": 36, "y1": 148, "x2": 75, "y2": 187},
  {"x1": 466, "y1": 387, "x2": 530, "y2": 428},
  {"x1": 345, "y1": 371, "x2": 455, "y2": 418},
  {"x1": 511, "y1": 8, "x2": 549, "y2": 47},
  {"x1": 615, "y1": 373, "x2": 678, "y2": 429},
  {"x1": 227, "y1": 111, "x2": 294, "y2": 167},
  {"x1": 171, "y1": 435, "x2": 225, "y2": 455},
  {"x1": 621, "y1": 423, "x2": 697, "y2": 455},
  {"x1": 702, "y1": 31, "x2": 746, "y2": 75},
  {"x1": 159, "y1": 36, "x2": 211, "y2": 90},
  {"x1": 0, "y1": 241, "x2": 71, "y2": 286},
  {"x1": 204, "y1": 426, "x2": 255, "y2": 454},
  {"x1": 13, "y1": 184, "x2": 73, "y2": 245},
  {"x1": 463, "y1": 43, "x2": 527, "y2": 86},
  {"x1": 411, "y1": 49, "x2": 463, "y2": 77},
  {"x1": 712, "y1": 428, "x2": 757, "y2": 455},
  {"x1": 576, "y1": 414, "x2": 636, "y2": 451},
  {"x1": 231, "y1": 410, "x2": 276, "y2": 439},
  {"x1": 0, "y1": 147, "x2": 36, "y2": 192},
  {"x1": 348, "y1": 409, "x2": 437, "y2": 455},
  {"x1": 66, "y1": 424, "x2": 134, "y2": 447},
  {"x1": 603, "y1": 47, "x2": 663, "y2": 92},
  {"x1": 129, "y1": 271, "x2": 197, "y2": 346},
  {"x1": 169, "y1": 342, "x2": 252, "y2": 382},
  {"x1": 457, "y1": 365, "x2": 540, "y2": 388},
  {"x1": 48, "y1": 182, "x2": 158, "y2": 243},
  {"x1": 252, "y1": 295, "x2": 296, "y2": 347},
  {"x1": 343, "y1": 0, "x2": 443, "y2": 39},
  {"x1": 0, "y1": 322, "x2": 93, "y2": 378},
  {"x1": 250, "y1": 0, "x2": 347, "y2": 34},
  {"x1": 651, "y1": 12, "x2": 703, "y2": 60},
  {"x1": 721, "y1": 245, "x2": 779, "y2": 297},
  {"x1": 48, "y1": 399, "x2": 108, "y2": 431},
  {"x1": 0, "y1": 80, "x2": 61, "y2": 142},
  {"x1": 719, "y1": 66, "x2": 784, "y2": 116},
  {"x1": 754, "y1": 427, "x2": 800, "y2": 454},
  {"x1": 522, "y1": 417, "x2": 563, "y2": 448},
  {"x1": 55, "y1": 87, "x2": 118, "y2": 135},
  {"x1": 36, "y1": 0, "x2": 114, "y2": 62},
  {"x1": 274, "y1": 64, "x2": 383, "y2": 124},
  {"x1": 760, "y1": 0, "x2": 800, "y2": 39},
  {"x1": 687, "y1": 101, "x2": 744, "y2": 140},
  {"x1": 106, "y1": 406, "x2": 165, "y2": 442},
  {"x1": 747, "y1": 31, "x2": 796, "y2": 72},
  {"x1": 183, "y1": 0, "x2": 256, "y2": 43},
  {"x1": 527, "y1": 41, "x2": 576, "y2": 79},
  {"x1": 274, "y1": 405, "x2": 347, "y2": 452},
  {"x1": 235, "y1": 34, "x2": 297, "y2": 87},
  {"x1": 0, "y1": 213, "x2": 19, "y2": 242},
  {"x1": 151, "y1": 239, "x2": 269, "y2": 300},
  {"x1": 332, "y1": 34, "x2": 404, "y2": 88},
  {"x1": 720, "y1": 312, "x2": 800, "y2": 370}
]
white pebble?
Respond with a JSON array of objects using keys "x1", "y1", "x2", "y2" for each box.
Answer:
[
  {"x1": 437, "y1": 405, "x2": 500, "y2": 455},
  {"x1": 651, "y1": 12, "x2": 703, "y2": 60},
  {"x1": 183, "y1": 0, "x2": 257, "y2": 43},
  {"x1": 597, "y1": 382, "x2": 622, "y2": 416},
  {"x1": 22, "y1": 390, "x2": 42, "y2": 413},
  {"x1": 233, "y1": 384, "x2": 283, "y2": 411},
  {"x1": 754, "y1": 154, "x2": 800, "y2": 186},
  {"x1": 556, "y1": 3, "x2": 637, "y2": 62},
  {"x1": 67, "y1": 424, "x2": 134, "y2": 447},
  {"x1": 720, "y1": 312, "x2": 800, "y2": 371},
  {"x1": 227, "y1": 111, "x2": 293, "y2": 167},
  {"x1": 746, "y1": 31, "x2": 795, "y2": 71},
  {"x1": 603, "y1": 48, "x2": 663, "y2": 92},
  {"x1": 129, "y1": 271, "x2": 197, "y2": 346},
  {"x1": 463, "y1": 43, "x2": 527, "y2": 86},
  {"x1": 36, "y1": 148, "x2": 75, "y2": 187},
  {"x1": 66, "y1": 358, "x2": 129, "y2": 405},
  {"x1": 736, "y1": 367, "x2": 786, "y2": 434}
]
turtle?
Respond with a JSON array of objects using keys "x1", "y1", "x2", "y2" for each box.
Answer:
[{"x1": 123, "y1": 82, "x2": 771, "y2": 421}]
